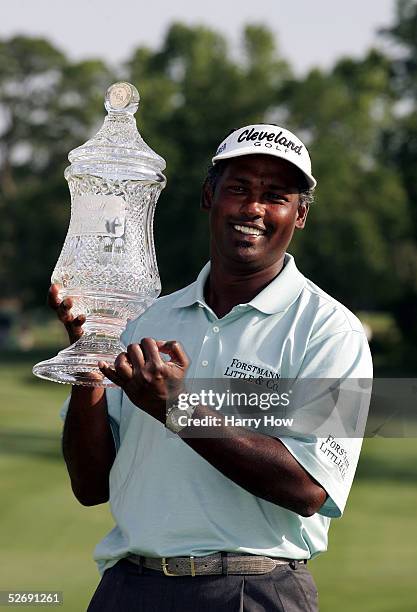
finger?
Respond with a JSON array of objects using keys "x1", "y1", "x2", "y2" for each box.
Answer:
[
  {"x1": 74, "y1": 369, "x2": 104, "y2": 382},
  {"x1": 98, "y1": 362, "x2": 124, "y2": 386},
  {"x1": 140, "y1": 338, "x2": 165, "y2": 368},
  {"x1": 59, "y1": 297, "x2": 73, "y2": 312},
  {"x1": 126, "y1": 343, "x2": 145, "y2": 374},
  {"x1": 72, "y1": 314, "x2": 86, "y2": 326},
  {"x1": 114, "y1": 352, "x2": 133, "y2": 380},
  {"x1": 47, "y1": 284, "x2": 62, "y2": 310},
  {"x1": 157, "y1": 340, "x2": 189, "y2": 369},
  {"x1": 57, "y1": 299, "x2": 76, "y2": 325}
]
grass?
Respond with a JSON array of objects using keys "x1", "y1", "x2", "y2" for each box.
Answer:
[
  {"x1": 0, "y1": 352, "x2": 113, "y2": 611},
  {"x1": 1, "y1": 348, "x2": 417, "y2": 611},
  {"x1": 313, "y1": 445, "x2": 417, "y2": 612}
]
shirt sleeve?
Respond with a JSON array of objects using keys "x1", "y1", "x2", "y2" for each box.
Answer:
[
  {"x1": 278, "y1": 329, "x2": 373, "y2": 518},
  {"x1": 58, "y1": 318, "x2": 139, "y2": 452}
]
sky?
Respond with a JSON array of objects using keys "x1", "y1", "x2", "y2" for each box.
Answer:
[{"x1": 1, "y1": 0, "x2": 396, "y2": 75}]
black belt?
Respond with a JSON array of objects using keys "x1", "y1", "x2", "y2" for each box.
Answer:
[{"x1": 126, "y1": 552, "x2": 307, "y2": 576}]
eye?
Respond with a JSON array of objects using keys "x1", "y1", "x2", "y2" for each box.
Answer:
[
  {"x1": 266, "y1": 192, "x2": 288, "y2": 203},
  {"x1": 227, "y1": 185, "x2": 246, "y2": 194}
]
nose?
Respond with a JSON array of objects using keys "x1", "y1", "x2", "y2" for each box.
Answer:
[{"x1": 239, "y1": 194, "x2": 265, "y2": 218}]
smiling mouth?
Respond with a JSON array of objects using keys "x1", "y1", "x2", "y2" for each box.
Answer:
[{"x1": 232, "y1": 224, "x2": 266, "y2": 237}]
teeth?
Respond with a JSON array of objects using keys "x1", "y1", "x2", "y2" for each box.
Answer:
[{"x1": 233, "y1": 224, "x2": 264, "y2": 236}]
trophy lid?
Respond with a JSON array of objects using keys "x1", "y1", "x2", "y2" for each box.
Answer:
[{"x1": 66, "y1": 82, "x2": 166, "y2": 182}]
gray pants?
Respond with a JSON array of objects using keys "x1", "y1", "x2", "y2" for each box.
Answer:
[{"x1": 87, "y1": 558, "x2": 318, "y2": 611}]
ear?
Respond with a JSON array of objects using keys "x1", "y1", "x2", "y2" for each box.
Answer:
[
  {"x1": 295, "y1": 202, "x2": 309, "y2": 229},
  {"x1": 201, "y1": 179, "x2": 213, "y2": 211}
]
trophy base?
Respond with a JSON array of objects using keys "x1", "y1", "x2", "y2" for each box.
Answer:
[{"x1": 32, "y1": 331, "x2": 126, "y2": 387}]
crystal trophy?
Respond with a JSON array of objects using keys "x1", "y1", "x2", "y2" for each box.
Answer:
[{"x1": 33, "y1": 82, "x2": 166, "y2": 387}]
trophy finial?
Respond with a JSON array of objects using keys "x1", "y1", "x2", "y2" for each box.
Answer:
[{"x1": 105, "y1": 82, "x2": 140, "y2": 114}]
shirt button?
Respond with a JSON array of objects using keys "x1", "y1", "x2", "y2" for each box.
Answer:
[
  {"x1": 202, "y1": 360, "x2": 209, "y2": 367},
  {"x1": 198, "y1": 304, "x2": 204, "y2": 308},
  {"x1": 212, "y1": 326, "x2": 219, "y2": 333}
]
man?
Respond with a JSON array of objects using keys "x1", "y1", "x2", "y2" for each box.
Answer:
[{"x1": 53, "y1": 124, "x2": 372, "y2": 611}]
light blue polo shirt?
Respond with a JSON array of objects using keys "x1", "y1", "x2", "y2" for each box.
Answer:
[{"x1": 61, "y1": 253, "x2": 372, "y2": 575}]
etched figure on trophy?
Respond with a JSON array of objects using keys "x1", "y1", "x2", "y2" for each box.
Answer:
[{"x1": 33, "y1": 82, "x2": 166, "y2": 387}]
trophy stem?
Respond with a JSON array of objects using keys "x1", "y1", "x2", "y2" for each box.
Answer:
[{"x1": 32, "y1": 323, "x2": 127, "y2": 387}]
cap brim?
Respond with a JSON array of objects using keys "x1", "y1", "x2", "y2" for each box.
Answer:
[{"x1": 212, "y1": 149, "x2": 317, "y2": 189}]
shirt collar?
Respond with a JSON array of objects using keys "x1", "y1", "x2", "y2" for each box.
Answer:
[
  {"x1": 172, "y1": 262, "x2": 211, "y2": 309},
  {"x1": 172, "y1": 253, "x2": 306, "y2": 315}
]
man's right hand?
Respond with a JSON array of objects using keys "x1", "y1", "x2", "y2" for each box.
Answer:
[
  {"x1": 49, "y1": 283, "x2": 115, "y2": 506},
  {"x1": 48, "y1": 284, "x2": 86, "y2": 345}
]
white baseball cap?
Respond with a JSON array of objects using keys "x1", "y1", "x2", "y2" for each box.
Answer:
[{"x1": 212, "y1": 124, "x2": 317, "y2": 189}]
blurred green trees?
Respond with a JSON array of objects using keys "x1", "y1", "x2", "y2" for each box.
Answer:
[
  {"x1": 378, "y1": 0, "x2": 417, "y2": 346},
  {"x1": 0, "y1": 37, "x2": 113, "y2": 305},
  {"x1": 1, "y1": 2, "x2": 417, "y2": 356}
]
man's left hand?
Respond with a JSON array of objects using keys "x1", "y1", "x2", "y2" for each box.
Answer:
[{"x1": 98, "y1": 338, "x2": 189, "y2": 423}]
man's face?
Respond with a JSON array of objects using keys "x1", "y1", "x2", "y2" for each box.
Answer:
[{"x1": 203, "y1": 154, "x2": 309, "y2": 272}]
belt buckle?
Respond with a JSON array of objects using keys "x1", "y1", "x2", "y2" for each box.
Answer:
[
  {"x1": 161, "y1": 557, "x2": 176, "y2": 576},
  {"x1": 161, "y1": 556, "x2": 196, "y2": 577}
]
